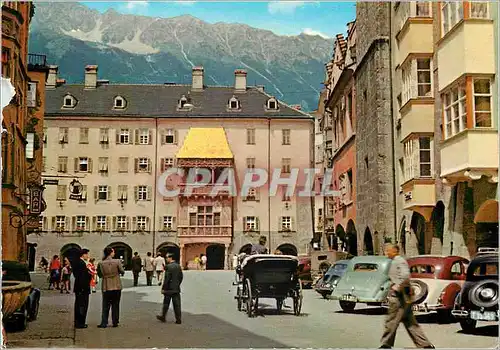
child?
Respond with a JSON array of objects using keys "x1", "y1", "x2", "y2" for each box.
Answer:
[
  {"x1": 87, "y1": 258, "x2": 98, "y2": 293},
  {"x1": 60, "y1": 258, "x2": 72, "y2": 294}
]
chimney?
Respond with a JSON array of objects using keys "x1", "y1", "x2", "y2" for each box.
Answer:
[
  {"x1": 46, "y1": 65, "x2": 58, "y2": 89},
  {"x1": 191, "y1": 66, "x2": 204, "y2": 91},
  {"x1": 84, "y1": 65, "x2": 98, "y2": 89},
  {"x1": 234, "y1": 69, "x2": 247, "y2": 93}
]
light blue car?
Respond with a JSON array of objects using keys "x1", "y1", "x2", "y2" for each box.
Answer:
[{"x1": 330, "y1": 256, "x2": 392, "y2": 312}]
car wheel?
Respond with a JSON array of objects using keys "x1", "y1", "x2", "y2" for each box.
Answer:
[
  {"x1": 14, "y1": 306, "x2": 28, "y2": 331},
  {"x1": 29, "y1": 295, "x2": 40, "y2": 321},
  {"x1": 410, "y1": 280, "x2": 428, "y2": 304},
  {"x1": 339, "y1": 301, "x2": 356, "y2": 312},
  {"x1": 468, "y1": 280, "x2": 498, "y2": 308},
  {"x1": 459, "y1": 319, "x2": 477, "y2": 334}
]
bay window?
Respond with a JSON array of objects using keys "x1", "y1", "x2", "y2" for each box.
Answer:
[
  {"x1": 401, "y1": 58, "x2": 432, "y2": 105},
  {"x1": 473, "y1": 79, "x2": 492, "y2": 128},
  {"x1": 403, "y1": 137, "x2": 433, "y2": 181},
  {"x1": 443, "y1": 82, "x2": 466, "y2": 138},
  {"x1": 470, "y1": 2, "x2": 489, "y2": 19},
  {"x1": 441, "y1": 2, "x2": 463, "y2": 36}
]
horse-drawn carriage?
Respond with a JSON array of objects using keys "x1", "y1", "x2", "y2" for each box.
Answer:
[{"x1": 233, "y1": 254, "x2": 303, "y2": 317}]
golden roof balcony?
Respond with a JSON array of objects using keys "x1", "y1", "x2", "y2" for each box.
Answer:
[
  {"x1": 437, "y1": 18, "x2": 495, "y2": 91},
  {"x1": 179, "y1": 183, "x2": 232, "y2": 198},
  {"x1": 441, "y1": 129, "x2": 498, "y2": 185},
  {"x1": 401, "y1": 179, "x2": 436, "y2": 221},
  {"x1": 400, "y1": 98, "x2": 434, "y2": 141}
]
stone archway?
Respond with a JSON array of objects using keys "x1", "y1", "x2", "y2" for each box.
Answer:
[
  {"x1": 276, "y1": 243, "x2": 298, "y2": 256},
  {"x1": 108, "y1": 242, "x2": 133, "y2": 270},
  {"x1": 239, "y1": 244, "x2": 252, "y2": 254},
  {"x1": 206, "y1": 244, "x2": 225, "y2": 270},
  {"x1": 157, "y1": 242, "x2": 180, "y2": 262},
  {"x1": 410, "y1": 212, "x2": 426, "y2": 255},
  {"x1": 474, "y1": 199, "x2": 499, "y2": 249},
  {"x1": 398, "y1": 218, "x2": 407, "y2": 255},
  {"x1": 335, "y1": 224, "x2": 346, "y2": 251},
  {"x1": 346, "y1": 220, "x2": 358, "y2": 256},
  {"x1": 60, "y1": 243, "x2": 81, "y2": 266},
  {"x1": 363, "y1": 227, "x2": 374, "y2": 255}
]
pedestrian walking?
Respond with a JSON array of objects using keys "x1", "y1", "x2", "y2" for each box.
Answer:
[
  {"x1": 156, "y1": 253, "x2": 183, "y2": 324},
  {"x1": 97, "y1": 246, "x2": 125, "y2": 328},
  {"x1": 380, "y1": 244, "x2": 435, "y2": 349},
  {"x1": 60, "y1": 258, "x2": 72, "y2": 294},
  {"x1": 49, "y1": 255, "x2": 61, "y2": 290},
  {"x1": 39, "y1": 257, "x2": 48, "y2": 273},
  {"x1": 200, "y1": 254, "x2": 207, "y2": 270},
  {"x1": 131, "y1": 252, "x2": 142, "y2": 287},
  {"x1": 144, "y1": 252, "x2": 155, "y2": 286},
  {"x1": 87, "y1": 258, "x2": 98, "y2": 293},
  {"x1": 154, "y1": 253, "x2": 166, "y2": 286},
  {"x1": 72, "y1": 248, "x2": 92, "y2": 329}
]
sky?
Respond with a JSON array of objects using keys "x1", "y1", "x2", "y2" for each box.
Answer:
[{"x1": 80, "y1": 1, "x2": 356, "y2": 39}]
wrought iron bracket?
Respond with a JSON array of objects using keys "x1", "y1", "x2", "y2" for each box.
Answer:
[{"x1": 9, "y1": 210, "x2": 40, "y2": 229}]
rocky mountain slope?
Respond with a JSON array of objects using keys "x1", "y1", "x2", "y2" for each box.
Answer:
[{"x1": 29, "y1": 3, "x2": 333, "y2": 111}]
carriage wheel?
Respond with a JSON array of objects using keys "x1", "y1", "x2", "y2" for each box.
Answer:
[
  {"x1": 276, "y1": 298, "x2": 283, "y2": 314},
  {"x1": 293, "y1": 279, "x2": 303, "y2": 316},
  {"x1": 246, "y1": 279, "x2": 254, "y2": 317},
  {"x1": 236, "y1": 286, "x2": 243, "y2": 311}
]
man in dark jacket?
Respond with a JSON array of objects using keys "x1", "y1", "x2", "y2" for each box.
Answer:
[
  {"x1": 131, "y1": 252, "x2": 142, "y2": 286},
  {"x1": 156, "y1": 253, "x2": 183, "y2": 324},
  {"x1": 251, "y1": 236, "x2": 268, "y2": 254},
  {"x1": 72, "y1": 248, "x2": 92, "y2": 329}
]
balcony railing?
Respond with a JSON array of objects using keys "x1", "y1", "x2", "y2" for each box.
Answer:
[
  {"x1": 178, "y1": 226, "x2": 232, "y2": 236},
  {"x1": 27, "y1": 54, "x2": 47, "y2": 69},
  {"x1": 179, "y1": 183, "x2": 231, "y2": 196}
]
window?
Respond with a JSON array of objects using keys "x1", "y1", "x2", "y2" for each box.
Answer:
[
  {"x1": 136, "y1": 216, "x2": 147, "y2": 231},
  {"x1": 415, "y1": 2, "x2": 431, "y2": 17},
  {"x1": 118, "y1": 157, "x2": 128, "y2": 173},
  {"x1": 282, "y1": 129, "x2": 291, "y2": 145},
  {"x1": 417, "y1": 59, "x2": 431, "y2": 97},
  {"x1": 228, "y1": 96, "x2": 240, "y2": 110},
  {"x1": 63, "y1": 94, "x2": 76, "y2": 108},
  {"x1": 75, "y1": 216, "x2": 86, "y2": 231},
  {"x1": 118, "y1": 185, "x2": 128, "y2": 200},
  {"x1": 190, "y1": 206, "x2": 220, "y2": 226},
  {"x1": 470, "y1": 2, "x2": 489, "y2": 19},
  {"x1": 79, "y1": 128, "x2": 89, "y2": 143},
  {"x1": 164, "y1": 129, "x2": 176, "y2": 144},
  {"x1": 410, "y1": 264, "x2": 436, "y2": 274},
  {"x1": 114, "y1": 96, "x2": 126, "y2": 109},
  {"x1": 245, "y1": 187, "x2": 258, "y2": 201},
  {"x1": 471, "y1": 262, "x2": 498, "y2": 278},
  {"x1": 98, "y1": 185, "x2": 108, "y2": 200},
  {"x1": 137, "y1": 185, "x2": 148, "y2": 201},
  {"x1": 246, "y1": 158, "x2": 255, "y2": 170},
  {"x1": 98, "y1": 157, "x2": 108, "y2": 173},
  {"x1": 56, "y1": 216, "x2": 66, "y2": 230},
  {"x1": 245, "y1": 216, "x2": 258, "y2": 231},
  {"x1": 178, "y1": 95, "x2": 188, "y2": 109},
  {"x1": 441, "y1": 2, "x2": 463, "y2": 36},
  {"x1": 473, "y1": 79, "x2": 492, "y2": 128},
  {"x1": 137, "y1": 129, "x2": 150, "y2": 145},
  {"x1": 247, "y1": 129, "x2": 255, "y2": 145},
  {"x1": 78, "y1": 157, "x2": 89, "y2": 172},
  {"x1": 116, "y1": 216, "x2": 127, "y2": 230},
  {"x1": 59, "y1": 127, "x2": 68, "y2": 143},
  {"x1": 118, "y1": 129, "x2": 130, "y2": 144},
  {"x1": 267, "y1": 98, "x2": 278, "y2": 110},
  {"x1": 282, "y1": 158, "x2": 291, "y2": 173},
  {"x1": 354, "y1": 263, "x2": 378, "y2": 272},
  {"x1": 96, "y1": 216, "x2": 107, "y2": 230},
  {"x1": 99, "y1": 128, "x2": 109, "y2": 144},
  {"x1": 281, "y1": 216, "x2": 292, "y2": 231},
  {"x1": 135, "y1": 158, "x2": 150, "y2": 173},
  {"x1": 419, "y1": 137, "x2": 432, "y2": 177},
  {"x1": 58, "y1": 156, "x2": 68, "y2": 173},
  {"x1": 443, "y1": 83, "x2": 466, "y2": 138},
  {"x1": 162, "y1": 158, "x2": 174, "y2": 170},
  {"x1": 403, "y1": 139, "x2": 415, "y2": 181},
  {"x1": 56, "y1": 185, "x2": 67, "y2": 201},
  {"x1": 27, "y1": 82, "x2": 37, "y2": 107},
  {"x1": 163, "y1": 216, "x2": 174, "y2": 231}
]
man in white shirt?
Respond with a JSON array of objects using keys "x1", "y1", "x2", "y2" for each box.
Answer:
[
  {"x1": 144, "y1": 252, "x2": 155, "y2": 286},
  {"x1": 154, "y1": 253, "x2": 166, "y2": 286},
  {"x1": 200, "y1": 254, "x2": 207, "y2": 271}
]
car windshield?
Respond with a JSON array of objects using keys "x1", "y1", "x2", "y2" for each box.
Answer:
[
  {"x1": 467, "y1": 261, "x2": 498, "y2": 280},
  {"x1": 353, "y1": 263, "x2": 378, "y2": 272},
  {"x1": 410, "y1": 264, "x2": 436, "y2": 275},
  {"x1": 328, "y1": 263, "x2": 347, "y2": 275}
]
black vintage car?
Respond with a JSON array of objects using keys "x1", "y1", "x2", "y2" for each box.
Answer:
[
  {"x1": 2, "y1": 260, "x2": 41, "y2": 331},
  {"x1": 452, "y1": 248, "x2": 498, "y2": 333}
]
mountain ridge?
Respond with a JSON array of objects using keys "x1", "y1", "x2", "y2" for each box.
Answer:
[{"x1": 29, "y1": 3, "x2": 333, "y2": 111}]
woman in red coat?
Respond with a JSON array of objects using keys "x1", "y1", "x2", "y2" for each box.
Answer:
[{"x1": 87, "y1": 258, "x2": 98, "y2": 293}]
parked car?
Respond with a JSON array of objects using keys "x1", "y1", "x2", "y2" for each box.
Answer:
[
  {"x1": 315, "y1": 260, "x2": 349, "y2": 299},
  {"x1": 330, "y1": 256, "x2": 391, "y2": 312},
  {"x1": 406, "y1": 255, "x2": 469, "y2": 322},
  {"x1": 2, "y1": 260, "x2": 41, "y2": 331},
  {"x1": 452, "y1": 248, "x2": 498, "y2": 333},
  {"x1": 298, "y1": 257, "x2": 313, "y2": 288}
]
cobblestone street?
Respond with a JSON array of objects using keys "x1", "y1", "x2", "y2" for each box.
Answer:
[{"x1": 6, "y1": 271, "x2": 498, "y2": 348}]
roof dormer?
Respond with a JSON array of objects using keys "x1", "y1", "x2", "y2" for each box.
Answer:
[
  {"x1": 227, "y1": 95, "x2": 241, "y2": 111},
  {"x1": 62, "y1": 93, "x2": 77, "y2": 109},
  {"x1": 265, "y1": 97, "x2": 279, "y2": 111},
  {"x1": 177, "y1": 93, "x2": 193, "y2": 111},
  {"x1": 113, "y1": 95, "x2": 127, "y2": 109}
]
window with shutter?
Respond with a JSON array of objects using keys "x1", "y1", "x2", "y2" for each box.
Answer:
[
  {"x1": 165, "y1": 129, "x2": 176, "y2": 144},
  {"x1": 147, "y1": 186, "x2": 152, "y2": 201},
  {"x1": 107, "y1": 186, "x2": 112, "y2": 201},
  {"x1": 119, "y1": 157, "x2": 129, "y2": 173}
]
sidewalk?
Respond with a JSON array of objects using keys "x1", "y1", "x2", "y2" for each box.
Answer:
[{"x1": 5, "y1": 273, "x2": 75, "y2": 348}]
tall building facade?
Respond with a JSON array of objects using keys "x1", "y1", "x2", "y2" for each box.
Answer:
[
  {"x1": 391, "y1": 1, "x2": 498, "y2": 259},
  {"x1": 1, "y1": 2, "x2": 37, "y2": 262},
  {"x1": 321, "y1": 21, "x2": 359, "y2": 255},
  {"x1": 33, "y1": 65, "x2": 315, "y2": 269},
  {"x1": 354, "y1": 2, "x2": 397, "y2": 255}
]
